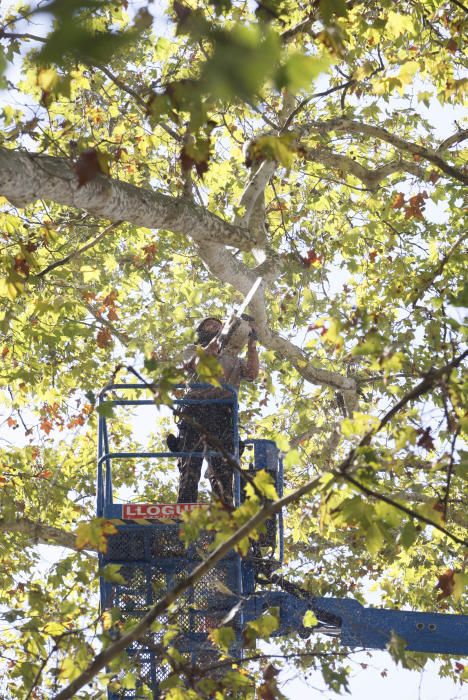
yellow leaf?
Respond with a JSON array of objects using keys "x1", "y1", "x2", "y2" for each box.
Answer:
[
  {"x1": 43, "y1": 621, "x2": 67, "y2": 636},
  {"x1": 303, "y1": 610, "x2": 318, "y2": 627},
  {"x1": 323, "y1": 318, "x2": 344, "y2": 349},
  {"x1": 252, "y1": 469, "x2": 278, "y2": 499},
  {"x1": 96, "y1": 150, "x2": 111, "y2": 176},
  {"x1": 80, "y1": 265, "x2": 101, "y2": 283},
  {"x1": 453, "y1": 573, "x2": 468, "y2": 603},
  {"x1": 209, "y1": 626, "x2": 236, "y2": 652},
  {"x1": 398, "y1": 60, "x2": 419, "y2": 86},
  {"x1": 37, "y1": 68, "x2": 59, "y2": 91},
  {"x1": 341, "y1": 413, "x2": 379, "y2": 438},
  {"x1": 386, "y1": 12, "x2": 416, "y2": 39},
  {"x1": 58, "y1": 657, "x2": 81, "y2": 681},
  {"x1": 75, "y1": 518, "x2": 117, "y2": 553},
  {"x1": 366, "y1": 521, "x2": 385, "y2": 556},
  {"x1": 0, "y1": 277, "x2": 24, "y2": 300},
  {"x1": 102, "y1": 610, "x2": 114, "y2": 631}
]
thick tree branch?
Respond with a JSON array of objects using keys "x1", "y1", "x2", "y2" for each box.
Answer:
[
  {"x1": 234, "y1": 160, "x2": 276, "y2": 229},
  {"x1": 0, "y1": 147, "x2": 255, "y2": 250},
  {"x1": 235, "y1": 91, "x2": 295, "y2": 231},
  {"x1": 300, "y1": 119, "x2": 468, "y2": 185},
  {"x1": 197, "y1": 242, "x2": 358, "y2": 398},
  {"x1": 301, "y1": 147, "x2": 424, "y2": 189},
  {"x1": 0, "y1": 517, "x2": 84, "y2": 550}
]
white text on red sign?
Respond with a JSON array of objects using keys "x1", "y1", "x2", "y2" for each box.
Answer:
[{"x1": 122, "y1": 503, "x2": 208, "y2": 519}]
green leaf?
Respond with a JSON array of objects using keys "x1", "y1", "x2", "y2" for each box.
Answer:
[
  {"x1": 121, "y1": 672, "x2": 137, "y2": 690},
  {"x1": 96, "y1": 401, "x2": 115, "y2": 418},
  {"x1": 453, "y1": 573, "x2": 468, "y2": 604},
  {"x1": 209, "y1": 625, "x2": 236, "y2": 652},
  {"x1": 341, "y1": 413, "x2": 379, "y2": 438},
  {"x1": 252, "y1": 134, "x2": 297, "y2": 168},
  {"x1": 319, "y1": 0, "x2": 348, "y2": 24},
  {"x1": 450, "y1": 281, "x2": 468, "y2": 308},
  {"x1": 202, "y1": 25, "x2": 281, "y2": 101},
  {"x1": 458, "y1": 452, "x2": 468, "y2": 480},
  {"x1": 399, "y1": 521, "x2": 418, "y2": 550},
  {"x1": 278, "y1": 53, "x2": 331, "y2": 93},
  {"x1": 99, "y1": 564, "x2": 127, "y2": 584},
  {"x1": 243, "y1": 608, "x2": 279, "y2": 647},
  {"x1": 365, "y1": 521, "x2": 385, "y2": 556},
  {"x1": 252, "y1": 469, "x2": 278, "y2": 499},
  {"x1": 192, "y1": 348, "x2": 223, "y2": 385}
]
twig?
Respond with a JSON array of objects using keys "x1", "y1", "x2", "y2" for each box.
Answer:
[
  {"x1": 281, "y1": 80, "x2": 355, "y2": 132},
  {"x1": 94, "y1": 65, "x2": 180, "y2": 142},
  {"x1": 411, "y1": 231, "x2": 468, "y2": 307},
  {"x1": 442, "y1": 427, "x2": 461, "y2": 521},
  {"x1": 450, "y1": 0, "x2": 468, "y2": 12},
  {"x1": 0, "y1": 31, "x2": 46, "y2": 42},
  {"x1": 35, "y1": 221, "x2": 122, "y2": 278},
  {"x1": 336, "y1": 471, "x2": 467, "y2": 547},
  {"x1": 25, "y1": 645, "x2": 57, "y2": 700},
  {"x1": 84, "y1": 303, "x2": 129, "y2": 346},
  {"x1": 377, "y1": 350, "x2": 468, "y2": 433},
  {"x1": 437, "y1": 128, "x2": 468, "y2": 151}
]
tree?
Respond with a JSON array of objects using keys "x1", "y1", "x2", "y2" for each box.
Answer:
[{"x1": 0, "y1": 0, "x2": 467, "y2": 697}]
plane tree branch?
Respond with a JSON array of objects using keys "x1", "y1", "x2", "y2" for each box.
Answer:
[
  {"x1": 299, "y1": 118, "x2": 468, "y2": 185},
  {"x1": 300, "y1": 146, "x2": 424, "y2": 189},
  {"x1": 0, "y1": 516, "x2": 85, "y2": 550},
  {"x1": 0, "y1": 147, "x2": 255, "y2": 250}
]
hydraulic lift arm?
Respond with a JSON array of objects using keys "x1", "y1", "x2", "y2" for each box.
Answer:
[{"x1": 243, "y1": 592, "x2": 468, "y2": 655}]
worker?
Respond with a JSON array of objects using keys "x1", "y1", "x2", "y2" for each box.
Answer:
[{"x1": 167, "y1": 316, "x2": 259, "y2": 506}]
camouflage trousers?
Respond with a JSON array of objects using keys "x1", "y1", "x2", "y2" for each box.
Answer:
[{"x1": 176, "y1": 404, "x2": 235, "y2": 505}]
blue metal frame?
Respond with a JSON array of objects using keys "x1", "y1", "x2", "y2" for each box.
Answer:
[
  {"x1": 97, "y1": 379, "x2": 468, "y2": 699},
  {"x1": 97, "y1": 382, "x2": 240, "y2": 513}
]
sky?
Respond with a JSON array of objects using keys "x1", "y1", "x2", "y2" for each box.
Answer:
[{"x1": 0, "y1": 2, "x2": 467, "y2": 698}]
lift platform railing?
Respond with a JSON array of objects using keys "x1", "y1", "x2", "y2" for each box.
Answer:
[
  {"x1": 96, "y1": 383, "x2": 284, "y2": 563},
  {"x1": 97, "y1": 381, "x2": 240, "y2": 516},
  {"x1": 96, "y1": 380, "x2": 284, "y2": 699},
  {"x1": 97, "y1": 381, "x2": 242, "y2": 700}
]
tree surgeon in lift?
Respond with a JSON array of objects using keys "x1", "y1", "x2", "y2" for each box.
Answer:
[{"x1": 167, "y1": 316, "x2": 259, "y2": 506}]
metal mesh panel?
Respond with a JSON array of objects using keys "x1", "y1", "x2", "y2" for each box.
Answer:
[
  {"x1": 102, "y1": 524, "x2": 242, "y2": 699},
  {"x1": 108, "y1": 531, "x2": 146, "y2": 561}
]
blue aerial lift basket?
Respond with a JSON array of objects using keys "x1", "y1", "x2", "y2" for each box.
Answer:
[
  {"x1": 97, "y1": 379, "x2": 468, "y2": 699},
  {"x1": 97, "y1": 381, "x2": 282, "y2": 697}
]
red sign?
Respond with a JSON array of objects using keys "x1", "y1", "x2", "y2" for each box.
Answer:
[{"x1": 122, "y1": 503, "x2": 207, "y2": 519}]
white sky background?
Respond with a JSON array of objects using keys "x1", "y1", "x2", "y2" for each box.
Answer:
[{"x1": 0, "y1": 1, "x2": 467, "y2": 698}]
